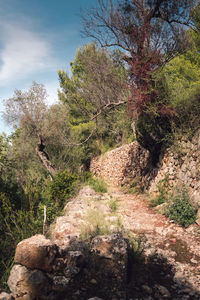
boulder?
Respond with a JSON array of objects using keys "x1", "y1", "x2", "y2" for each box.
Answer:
[
  {"x1": 196, "y1": 208, "x2": 200, "y2": 226},
  {"x1": 7, "y1": 264, "x2": 50, "y2": 299},
  {"x1": 90, "y1": 234, "x2": 128, "y2": 287},
  {"x1": 91, "y1": 233, "x2": 128, "y2": 260},
  {"x1": 0, "y1": 293, "x2": 14, "y2": 300},
  {"x1": 14, "y1": 234, "x2": 57, "y2": 272}
]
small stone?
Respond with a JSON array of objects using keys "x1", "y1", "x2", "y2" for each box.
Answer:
[
  {"x1": 169, "y1": 238, "x2": 176, "y2": 243},
  {"x1": 190, "y1": 258, "x2": 198, "y2": 264},
  {"x1": 52, "y1": 276, "x2": 70, "y2": 290},
  {"x1": 74, "y1": 290, "x2": 81, "y2": 295},
  {"x1": 87, "y1": 298, "x2": 104, "y2": 300},
  {"x1": 142, "y1": 285, "x2": 153, "y2": 294},
  {"x1": 155, "y1": 285, "x2": 171, "y2": 298},
  {"x1": 90, "y1": 279, "x2": 97, "y2": 284}
]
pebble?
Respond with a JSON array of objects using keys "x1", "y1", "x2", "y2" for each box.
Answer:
[
  {"x1": 142, "y1": 285, "x2": 153, "y2": 295},
  {"x1": 87, "y1": 298, "x2": 104, "y2": 300},
  {"x1": 190, "y1": 258, "x2": 198, "y2": 264},
  {"x1": 90, "y1": 279, "x2": 97, "y2": 284},
  {"x1": 155, "y1": 284, "x2": 171, "y2": 298}
]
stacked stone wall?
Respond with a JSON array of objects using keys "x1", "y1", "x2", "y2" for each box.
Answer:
[
  {"x1": 149, "y1": 132, "x2": 200, "y2": 206},
  {"x1": 90, "y1": 142, "x2": 150, "y2": 186},
  {"x1": 4, "y1": 234, "x2": 128, "y2": 300},
  {"x1": 90, "y1": 132, "x2": 200, "y2": 206}
]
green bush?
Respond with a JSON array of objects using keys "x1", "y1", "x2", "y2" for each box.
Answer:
[
  {"x1": 49, "y1": 170, "x2": 77, "y2": 205},
  {"x1": 87, "y1": 176, "x2": 107, "y2": 193},
  {"x1": 0, "y1": 192, "x2": 42, "y2": 289},
  {"x1": 165, "y1": 187, "x2": 197, "y2": 227},
  {"x1": 109, "y1": 198, "x2": 118, "y2": 213},
  {"x1": 79, "y1": 209, "x2": 122, "y2": 242}
]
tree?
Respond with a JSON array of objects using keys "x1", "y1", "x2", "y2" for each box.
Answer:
[
  {"x1": 82, "y1": 0, "x2": 197, "y2": 159},
  {"x1": 155, "y1": 27, "x2": 200, "y2": 135},
  {"x1": 3, "y1": 82, "x2": 64, "y2": 176},
  {"x1": 58, "y1": 43, "x2": 128, "y2": 123},
  {"x1": 58, "y1": 43, "x2": 133, "y2": 167}
]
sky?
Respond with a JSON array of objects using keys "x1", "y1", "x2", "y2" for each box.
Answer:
[{"x1": 0, "y1": 0, "x2": 97, "y2": 134}]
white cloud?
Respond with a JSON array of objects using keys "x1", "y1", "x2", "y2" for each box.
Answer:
[
  {"x1": 0, "y1": 22, "x2": 54, "y2": 85},
  {"x1": 44, "y1": 80, "x2": 60, "y2": 105}
]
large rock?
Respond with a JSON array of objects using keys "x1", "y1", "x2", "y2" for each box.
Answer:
[
  {"x1": 4, "y1": 234, "x2": 130, "y2": 300},
  {"x1": 7, "y1": 264, "x2": 50, "y2": 299},
  {"x1": 90, "y1": 234, "x2": 129, "y2": 288},
  {"x1": 91, "y1": 233, "x2": 128, "y2": 260},
  {"x1": 196, "y1": 208, "x2": 200, "y2": 226},
  {"x1": 14, "y1": 234, "x2": 57, "y2": 272},
  {"x1": 0, "y1": 293, "x2": 13, "y2": 300}
]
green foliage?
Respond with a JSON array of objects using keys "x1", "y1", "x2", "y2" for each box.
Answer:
[
  {"x1": 134, "y1": 25, "x2": 200, "y2": 155},
  {"x1": 165, "y1": 186, "x2": 197, "y2": 227},
  {"x1": 150, "y1": 29, "x2": 200, "y2": 145},
  {"x1": 78, "y1": 171, "x2": 92, "y2": 182},
  {"x1": 128, "y1": 233, "x2": 146, "y2": 263},
  {"x1": 79, "y1": 209, "x2": 122, "y2": 242},
  {"x1": 109, "y1": 198, "x2": 118, "y2": 213},
  {"x1": 58, "y1": 43, "x2": 133, "y2": 169},
  {"x1": 0, "y1": 192, "x2": 43, "y2": 289},
  {"x1": 87, "y1": 176, "x2": 107, "y2": 193},
  {"x1": 48, "y1": 170, "x2": 77, "y2": 206}
]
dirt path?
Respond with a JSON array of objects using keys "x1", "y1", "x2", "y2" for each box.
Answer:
[
  {"x1": 108, "y1": 185, "x2": 200, "y2": 297},
  {"x1": 52, "y1": 185, "x2": 200, "y2": 299}
]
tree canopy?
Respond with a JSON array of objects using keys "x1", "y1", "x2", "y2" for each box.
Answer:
[{"x1": 82, "y1": 0, "x2": 197, "y2": 117}]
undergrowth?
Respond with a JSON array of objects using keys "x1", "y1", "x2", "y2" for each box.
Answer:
[
  {"x1": 165, "y1": 186, "x2": 197, "y2": 227},
  {"x1": 88, "y1": 177, "x2": 107, "y2": 193},
  {"x1": 109, "y1": 198, "x2": 118, "y2": 213},
  {"x1": 79, "y1": 209, "x2": 122, "y2": 241}
]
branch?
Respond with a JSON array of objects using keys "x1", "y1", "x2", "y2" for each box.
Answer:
[
  {"x1": 64, "y1": 99, "x2": 127, "y2": 147},
  {"x1": 91, "y1": 99, "x2": 127, "y2": 121},
  {"x1": 67, "y1": 125, "x2": 97, "y2": 146},
  {"x1": 35, "y1": 136, "x2": 57, "y2": 177}
]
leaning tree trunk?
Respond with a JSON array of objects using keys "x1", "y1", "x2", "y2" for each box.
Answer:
[{"x1": 35, "y1": 136, "x2": 57, "y2": 177}]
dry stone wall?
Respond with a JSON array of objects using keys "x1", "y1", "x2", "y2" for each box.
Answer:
[
  {"x1": 149, "y1": 132, "x2": 200, "y2": 207},
  {"x1": 90, "y1": 142, "x2": 151, "y2": 187},
  {"x1": 5, "y1": 234, "x2": 129, "y2": 300},
  {"x1": 90, "y1": 132, "x2": 200, "y2": 206}
]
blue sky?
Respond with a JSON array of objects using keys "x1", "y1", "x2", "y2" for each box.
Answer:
[{"x1": 0, "y1": 0, "x2": 96, "y2": 134}]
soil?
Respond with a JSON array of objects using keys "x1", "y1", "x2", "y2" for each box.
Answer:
[{"x1": 108, "y1": 185, "x2": 200, "y2": 300}]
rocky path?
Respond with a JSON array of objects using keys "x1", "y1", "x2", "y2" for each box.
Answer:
[
  {"x1": 108, "y1": 185, "x2": 200, "y2": 298},
  {"x1": 52, "y1": 184, "x2": 200, "y2": 300}
]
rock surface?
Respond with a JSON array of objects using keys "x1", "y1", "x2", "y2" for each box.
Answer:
[
  {"x1": 14, "y1": 234, "x2": 58, "y2": 272},
  {"x1": 7, "y1": 264, "x2": 50, "y2": 299},
  {"x1": 0, "y1": 293, "x2": 13, "y2": 300},
  {"x1": 90, "y1": 134, "x2": 200, "y2": 203},
  {"x1": 7, "y1": 226, "x2": 129, "y2": 300}
]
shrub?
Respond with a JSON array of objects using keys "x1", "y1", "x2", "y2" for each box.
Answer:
[
  {"x1": 0, "y1": 192, "x2": 42, "y2": 289},
  {"x1": 128, "y1": 233, "x2": 146, "y2": 263},
  {"x1": 165, "y1": 186, "x2": 197, "y2": 227},
  {"x1": 80, "y1": 209, "x2": 122, "y2": 241},
  {"x1": 49, "y1": 170, "x2": 77, "y2": 206},
  {"x1": 109, "y1": 198, "x2": 118, "y2": 213},
  {"x1": 87, "y1": 176, "x2": 107, "y2": 193}
]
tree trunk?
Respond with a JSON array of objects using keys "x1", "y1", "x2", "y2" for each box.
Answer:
[{"x1": 35, "y1": 136, "x2": 57, "y2": 177}]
